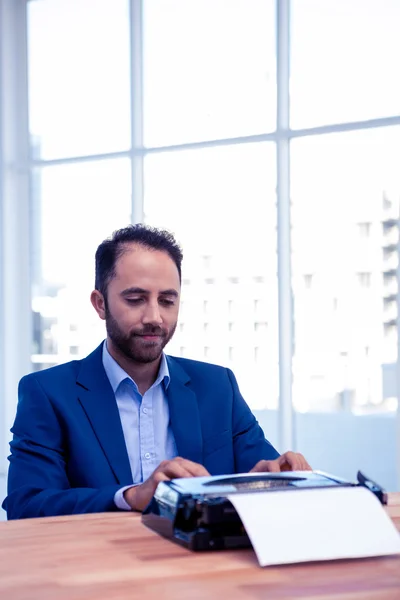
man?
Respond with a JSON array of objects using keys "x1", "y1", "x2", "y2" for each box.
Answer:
[{"x1": 3, "y1": 225, "x2": 311, "y2": 519}]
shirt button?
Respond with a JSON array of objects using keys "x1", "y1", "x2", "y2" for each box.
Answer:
[
  {"x1": 144, "y1": 452, "x2": 151, "y2": 460},
  {"x1": 142, "y1": 407, "x2": 148, "y2": 414}
]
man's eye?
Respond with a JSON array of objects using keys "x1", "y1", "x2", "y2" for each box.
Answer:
[
  {"x1": 159, "y1": 298, "x2": 175, "y2": 306},
  {"x1": 126, "y1": 298, "x2": 142, "y2": 304}
]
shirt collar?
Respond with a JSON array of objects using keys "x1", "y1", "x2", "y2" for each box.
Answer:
[{"x1": 102, "y1": 340, "x2": 170, "y2": 394}]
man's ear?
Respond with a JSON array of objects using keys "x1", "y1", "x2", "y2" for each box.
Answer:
[{"x1": 91, "y1": 289, "x2": 106, "y2": 320}]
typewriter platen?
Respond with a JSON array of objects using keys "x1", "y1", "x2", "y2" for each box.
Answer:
[{"x1": 141, "y1": 471, "x2": 387, "y2": 551}]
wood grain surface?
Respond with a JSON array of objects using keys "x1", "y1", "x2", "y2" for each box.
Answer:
[{"x1": 0, "y1": 493, "x2": 399, "y2": 600}]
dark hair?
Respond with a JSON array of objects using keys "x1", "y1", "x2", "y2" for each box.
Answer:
[{"x1": 95, "y1": 224, "x2": 183, "y2": 297}]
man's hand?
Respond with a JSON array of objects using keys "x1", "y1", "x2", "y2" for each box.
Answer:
[
  {"x1": 250, "y1": 451, "x2": 312, "y2": 473},
  {"x1": 123, "y1": 457, "x2": 210, "y2": 512}
]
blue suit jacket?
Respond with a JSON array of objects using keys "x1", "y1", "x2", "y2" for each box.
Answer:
[{"x1": 3, "y1": 343, "x2": 279, "y2": 519}]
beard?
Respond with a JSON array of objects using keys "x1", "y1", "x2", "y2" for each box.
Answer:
[{"x1": 105, "y1": 306, "x2": 177, "y2": 364}]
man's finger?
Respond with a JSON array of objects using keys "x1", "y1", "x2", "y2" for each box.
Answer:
[
  {"x1": 250, "y1": 459, "x2": 280, "y2": 473},
  {"x1": 279, "y1": 452, "x2": 312, "y2": 471},
  {"x1": 278, "y1": 453, "x2": 295, "y2": 470},
  {"x1": 161, "y1": 463, "x2": 197, "y2": 479},
  {"x1": 293, "y1": 453, "x2": 312, "y2": 471},
  {"x1": 249, "y1": 459, "x2": 265, "y2": 472},
  {"x1": 153, "y1": 471, "x2": 171, "y2": 484},
  {"x1": 173, "y1": 457, "x2": 210, "y2": 477}
]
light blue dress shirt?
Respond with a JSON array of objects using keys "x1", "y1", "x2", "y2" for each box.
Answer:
[{"x1": 102, "y1": 341, "x2": 178, "y2": 510}]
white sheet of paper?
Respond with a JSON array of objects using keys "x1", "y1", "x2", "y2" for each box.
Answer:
[{"x1": 227, "y1": 486, "x2": 400, "y2": 567}]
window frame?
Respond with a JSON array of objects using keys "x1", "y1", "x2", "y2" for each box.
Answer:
[{"x1": 1, "y1": 0, "x2": 400, "y2": 475}]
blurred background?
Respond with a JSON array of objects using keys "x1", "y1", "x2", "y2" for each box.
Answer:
[{"x1": 1, "y1": 0, "x2": 400, "y2": 519}]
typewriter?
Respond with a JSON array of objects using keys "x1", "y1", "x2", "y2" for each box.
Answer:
[{"x1": 141, "y1": 471, "x2": 387, "y2": 551}]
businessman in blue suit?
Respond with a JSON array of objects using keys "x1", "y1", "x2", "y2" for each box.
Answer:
[{"x1": 4, "y1": 225, "x2": 311, "y2": 519}]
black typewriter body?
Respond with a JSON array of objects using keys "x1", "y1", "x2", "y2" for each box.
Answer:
[{"x1": 141, "y1": 471, "x2": 386, "y2": 551}]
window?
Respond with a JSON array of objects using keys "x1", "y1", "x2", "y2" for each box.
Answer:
[
  {"x1": 143, "y1": 0, "x2": 276, "y2": 146},
  {"x1": 28, "y1": 0, "x2": 130, "y2": 159},
  {"x1": 358, "y1": 223, "x2": 372, "y2": 239},
  {"x1": 357, "y1": 272, "x2": 372, "y2": 289},
  {"x1": 26, "y1": 0, "x2": 133, "y2": 372},
  {"x1": 31, "y1": 159, "x2": 132, "y2": 365},
  {"x1": 253, "y1": 299, "x2": 268, "y2": 319},
  {"x1": 144, "y1": 143, "x2": 279, "y2": 408},
  {"x1": 202, "y1": 256, "x2": 212, "y2": 269},
  {"x1": 291, "y1": 0, "x2": 400, "y2": 128},
  {"x1": 303, "y1": 274, "x2": 313, "y2": 290},
  {"x1": 291, "y1": 128, "x2": 400, "y2": 414},
  {"x1": 2, "y1": 0, "x2": 400, "y2": 502}
]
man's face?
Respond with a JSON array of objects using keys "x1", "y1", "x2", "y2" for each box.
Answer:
[{"x1": 102, "y1": 245, "x2": 180, "y2": 364}]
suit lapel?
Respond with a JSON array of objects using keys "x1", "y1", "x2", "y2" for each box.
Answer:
[
  {"x1": 166, "y1": 357, "x2": 203, "y2": 465},
  {"x1": 76, "y1": 344, "x2": 133, "y2": 485}
]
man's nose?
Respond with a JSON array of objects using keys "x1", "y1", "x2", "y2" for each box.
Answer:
[{"x1": 142, "y1": 301, "x2": 163, "y2": 325}]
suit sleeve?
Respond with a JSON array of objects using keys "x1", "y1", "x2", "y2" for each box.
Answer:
[
  {"x1": 3, "y1": 375, "x2": 122, "y2": 519},
  {"x1": 227, "y1": 369, "x2": 280, "y2": 472}
]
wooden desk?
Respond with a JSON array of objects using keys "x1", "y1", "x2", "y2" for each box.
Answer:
[{"x1": 0, "y1": 493, "x2": 399, "y2": 600}]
